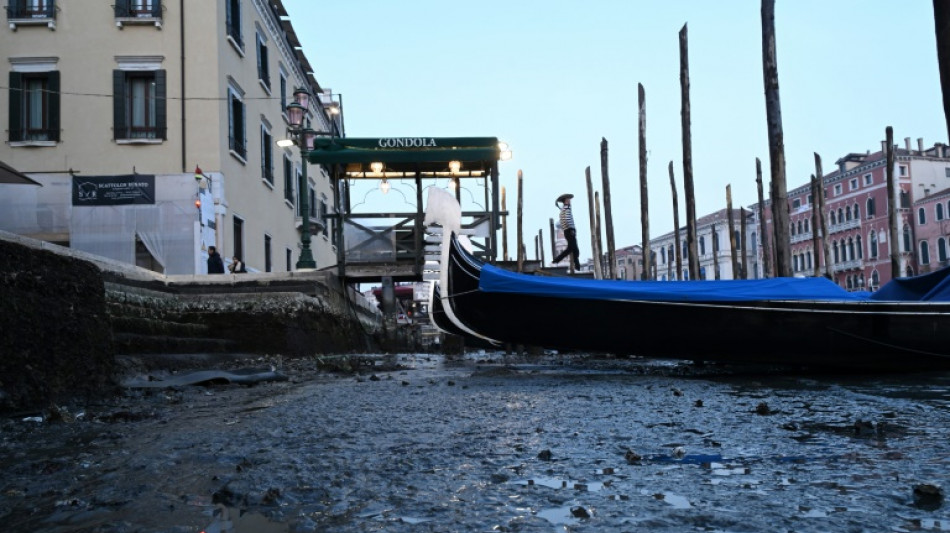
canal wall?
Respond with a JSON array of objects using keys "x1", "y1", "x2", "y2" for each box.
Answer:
[{"x1": 0, "y1": 230, "x2": 388, "y2": 412}]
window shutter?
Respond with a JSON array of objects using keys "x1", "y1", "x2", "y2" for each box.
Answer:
[
  {"x1": 113, "y1": 70, "x2": 126, "y2": 140},
  {"x1": 152, "y1": 0, "x2": 162, "y2": 18},
  {"x1": 114, "y1": 0, "x2": 130, "y2": 17},
  {"x1": 48, "y1": 71, "x2": 60, "y2": 142},
  {"x1": 155, "y1": 69, "x2": 167, "y2": 139},
  {"x1": 8, "y1": 72, "x2": 22, "y2": 142},
  {"x1": 241, "y1": 100, "x2": 246, "y2": 152}
]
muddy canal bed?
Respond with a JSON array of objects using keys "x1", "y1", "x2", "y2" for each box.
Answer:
[{"x1": 2, "y1": 353, "x2": 950, "y2": 532}]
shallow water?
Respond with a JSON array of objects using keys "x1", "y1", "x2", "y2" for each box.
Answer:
[{"x1": 1, "y1": 353, "x2": 949, "y2": 532}]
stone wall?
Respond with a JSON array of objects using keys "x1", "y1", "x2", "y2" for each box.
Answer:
[{"x1": 0, "y1": 239, "x2": 117, "y2": 411}]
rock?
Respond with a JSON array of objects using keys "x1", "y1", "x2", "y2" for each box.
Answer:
[
  {"x1": 369, "y1": 374, "x2": 381, "y2": 381},
  {"x1": 537, "y1": 449, "x2": 553, "y2": 461},
  {"x1": 672, "y1": 388, "x2": 683, "y2": 396},
  {"x1": 624, "y1": 449, "x2": 642, "y2": 464},
  {"x1": 913, "y1": 483, "x2": 943, "y2": 510},
  {"x1": 570, "y1": 506, "x2": 590, "y2": 518},
  {"x1": 754, "y1": 402, "x2": 771, "y2": 415},
  {"x1": 694, "y1": 399, "x2": 703, "y2": 407},
  {"x1": 853, "y1": 420, "x2": 875, "y2": 436}
]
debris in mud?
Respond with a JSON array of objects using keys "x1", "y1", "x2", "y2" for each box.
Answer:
[
  {"x1": 754, "y1": 401, "x2": 771, "y2": 415},
  {"x1": 538, "y1": 449, "x2": 553, "y2": 461},
  {"x1": 912, "y1": 483, "x2": 943, "y2": 510},
  {"x1": 624, "y1": 449, "x2": 642, "y2": 464},
  {"x1": 570, "y1": 505, "x2": 591, "y2": 518}
]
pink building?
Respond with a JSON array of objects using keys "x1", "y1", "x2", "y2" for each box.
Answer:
[{"x1": 913, "y1": 186, "x2": 950, "y2": 272}]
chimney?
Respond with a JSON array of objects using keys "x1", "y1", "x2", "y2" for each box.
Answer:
[
  {"x1": 881, "y1": 140, "x2": 887, "y2": 154},
  {"x1": 918, "y1": 138, "x2": 924, "y2": 153},
  {"x1": 905, "y1": 137, "x2": 911, "y2": 151}
]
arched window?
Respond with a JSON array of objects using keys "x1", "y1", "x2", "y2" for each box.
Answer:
[
  {"x1": 712, "y1": 231, "x2": 719, "y2": 252},
  {"x1": 847, "y1": 276, "x2": 853, "y2": 289},
  {"x1": 866, "y1": 197, "x2": 876, "y2": 217},
  {"x1": 734, "y1": 230, "x2": 741, "y2": 250},
  {"x1": 848, "y1": 237, "x2": 855, "y2": 261},
  {"x1": 918, "y1": 207, "x2": 927, "y2": 225},
  {"x1": 846, "y1": 205, "x2": 852, "y2": 221},
  {"x1": 937, "y1": 203, "x2": 945, "y2": 221},
  {"x1": 790, "y1": 222, "x2": 796, "y2": 236},
  {"x1": 856, "y1": 235, "x2": 863, "y2": 259},
  {"x1": 903, "y1": 224, "x2": 912, "y2": 252},
  {"x1": 793, "y1": 254, "x2": 800, "y2": 272},
  {"x1": 797, "y1": 220, "x2": 803, "y2": 235},
  {"x1": 751, "y1": 231, "x2": 758, "y2": 252},
  {"x1": 853, "y1": 203, "x2": 860, "y2": 219},
  {"x1": 699, "y1": 236, "x2": 706, "y2": 256},
  {"x1": 806, "y1": 251, "x2": 813, "y2": 270},
  {"x1": 830, "y1": 210, "x2": 837, "y2": 225},
  {"x1": 833, "y1": 240, "x2": 840, "y2": 263},
  {"x1": 938, "y1": 237, "x2": 948, "y2": 262},
  {"x1": 661, "y1": 247, "x2": 667, "y2": 264},
  {"x1": 920, "y1": 240, "x2": 931, "y2": 265},
  {"x1": 872, "y1": 270, "x2": 880, "y2": 288},
  {"x1": 838, "y1": 208, "x2": 844, "y2": 224},
  {"x1": 804, "y1": 219, "x2": 810, "y2": 233},
  {"x1": 870, "y1": 231, "x2": 879, "y2": 259}
]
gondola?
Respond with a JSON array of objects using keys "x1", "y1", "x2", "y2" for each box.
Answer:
[{"x1": 423, "y1": 188, "x2": 950, "y2": 372}]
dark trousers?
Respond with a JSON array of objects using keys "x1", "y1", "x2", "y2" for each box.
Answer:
[{"x1": 554, "y1": 228, "x2": 581, "y2": 269}]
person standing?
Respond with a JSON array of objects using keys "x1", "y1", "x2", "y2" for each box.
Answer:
[
  {"x1": 553, "y1": 193, "x2": 581, "y2": 270},
  {"x1": 207, "y1": 246, "x2": 225, "y2": 274},
  {"x1": 229, "y1": 256, "x2": 246, "y2": 273}
]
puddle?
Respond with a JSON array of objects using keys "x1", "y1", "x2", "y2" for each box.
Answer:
[
  {"x1": 512, "y1": 476, "x2": 605, "y2": 491},
  {"x1": 537, "y1": 505, "x2": 591, "y2": 525}
]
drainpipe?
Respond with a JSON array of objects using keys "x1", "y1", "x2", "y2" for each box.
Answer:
[{"x1": 180, "y1": 0, "x2": 186, "y2": 173}]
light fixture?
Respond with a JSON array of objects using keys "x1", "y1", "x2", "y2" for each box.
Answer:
[
  {"x1": 380, "y1": 178, "x2": 391, "y2": 194},
  {"x1": 497, "y1": 141, "x2": 512, "y2": 161},
  {"x1": 292, "y1": 87, "x2": 311, "y2": 110},
  {"x1": 370, "y1": 161, "x2": 384, "y2": 174},
  {"x1": 448, "y1": 160, "x2": 461, "y2": 174},
  {"x1": 194, "y1": 165, "x2": 204, "y2": 182},
  {"x1": 276, "y1": 138, "x2": 294, "y2": 147},
  {"x1": 286, "y1": 101, "x2": 305, "y2": 128}
]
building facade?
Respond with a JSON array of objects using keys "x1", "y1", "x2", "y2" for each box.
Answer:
[
  {"x1": 652, "y1": 208, "x2": 755, "y2": 281},
  {"x1": 0, "y1": 0, "x2": 339, "y2": 274}
]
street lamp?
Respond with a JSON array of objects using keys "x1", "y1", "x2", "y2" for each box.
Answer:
[{"x1": 284, "y1": 87, "x2": 318, "y2": 270}]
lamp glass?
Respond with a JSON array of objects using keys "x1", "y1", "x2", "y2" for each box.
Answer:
[
  {"x1": 286, "y1": 102, "x2": 304, "y2": 128},
  {"x1": 448, "y1": 160, "x2": 461, "y2": 173},
  {"x1": 302, "y1": 128, "x2": 317, "y2": 151},
  {"x1": 370, "y1": 162, "x2": 384, "y2": 174},
  {"x1": 293, "y1": 87, "x2": 310, "y2": 109}
]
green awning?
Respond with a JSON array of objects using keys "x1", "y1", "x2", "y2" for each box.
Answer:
[{"x1": 306, "y1": 137, "x2": 502, "y2": 165}]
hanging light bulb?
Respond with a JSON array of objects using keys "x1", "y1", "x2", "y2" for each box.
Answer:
[
  {"x1": 370, "y1": 161, "x2": 384, "y2": 174},
  {"x1": 380, "y1": 178, "x2": 391, "y2": 194},
  {"x1": 448, "y1": 160, "x2": 461, "y2": 174}
]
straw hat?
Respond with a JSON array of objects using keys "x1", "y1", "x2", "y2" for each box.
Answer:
[{"x1": 555, "y1": 193, "x2": 574, "y2": 206}]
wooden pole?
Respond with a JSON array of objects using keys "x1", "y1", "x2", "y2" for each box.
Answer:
[
  {"x1": 595, "y1": 191, "x2": 605, "y2": 278},
  {"x1": 548, "y1": 218, "x2": 556, "y2": 261},
  {"x1": 680, "y1": 23, "x2": 700, "y2": 279},
  {"x1": 740, "y1": 207, "x2": 748, "y2": 279},
  {"x1": 810, "y1": 174, "x2": 821, "y2": 277},
  {"x1": 517, "y1": 170, "x2": 524, "y2": 273},
  {"x1": 600, "y1": 137, "x2": 617, "y2": 279},
  {"x1": 814, "y1": 153, "x2": 833, "y2": 278},
  {"x1": 886, "y1": 126, "x2": 901, "y2": 278},
  {"x1": 755, "y1": 157, "x2": 772, "y2": 278},
  {"x1": 934, "y1": 0, "x2": 950, "y2": 141},
  {"x1": 761, "y1": 0, "x2": 792, "y2": 277},
  {"x1": 669, "y1": 161, "x2": 682, "y2": 280},
  {"x1": 727, "y1": 185, "x2": 738, "y2": 279},
  {"x1": 585, "y1": 166, "x2": 603, "y2": 280},
  {"x1": 638, "y1": 83, "x2": 652, "y2": 280},
  {"x1": 501, "y1": 186, "x2": 509, "y2": 262}
]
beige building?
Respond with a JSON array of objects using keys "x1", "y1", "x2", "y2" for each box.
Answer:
[{"x1": 0, "y1": 0, "x2": 339, "y2": 274}]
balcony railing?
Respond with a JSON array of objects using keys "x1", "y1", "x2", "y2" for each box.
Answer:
[
  {"x1": 829, "y1": 218, "x2": 861, "y2": 233},
  {"x1": 7, "y1": 1, "x2": 56, "y2": 29}
]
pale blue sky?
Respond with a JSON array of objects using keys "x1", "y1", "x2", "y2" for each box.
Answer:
[{"x1": 283, "y1": 0, "x2": 947, "y2": 261}]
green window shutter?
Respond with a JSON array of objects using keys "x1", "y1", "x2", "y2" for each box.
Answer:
[
  {"x1": 47, "y1": 71, "x2": 60, "y2": 142},
  {"x1": 113, "y1": 70, "x2": 126, "y2": 140},
  {"x1": 155, "y1": 69, "x2": 167, "y2": 140},
  {"x1": 8, "y1": 72, "x2": 22, "y2": 142},
  {"x1": 114, "y1": 0, "x2": 130, "y2": 17}
]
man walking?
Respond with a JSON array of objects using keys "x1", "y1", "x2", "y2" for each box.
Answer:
[
  {"x1": 553, "y1": 193, "x2": 581, "y2": 270},
  {"x1": 207, "y1": 246, "x2": 225, "y2": 274}
]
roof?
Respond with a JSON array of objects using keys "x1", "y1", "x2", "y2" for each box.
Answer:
[{"x1": 0, "y1": 160, "x2": 41, "y2": 186}]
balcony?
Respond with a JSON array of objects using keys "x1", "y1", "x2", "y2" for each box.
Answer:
[
  {"x1": 7, "y1": 2, "x2": 56, "y2": 30},
  {"x1": 115, "y1": 0, "x2": 163, "y2": 29},
  {"x1": 829, "y1": 218, "x2": 861, "y2": 234},
  {"x1": 832, "y1": 259, "x2": 861, "y2": 272}
]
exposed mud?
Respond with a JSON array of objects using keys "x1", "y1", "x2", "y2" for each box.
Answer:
[{"x1": 1, "y1": 353, "x2": 949, "y2": 532}]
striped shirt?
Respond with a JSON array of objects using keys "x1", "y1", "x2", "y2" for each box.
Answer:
[{"x1": 559, "y1": 205, "x2": 576, "y2": 231}]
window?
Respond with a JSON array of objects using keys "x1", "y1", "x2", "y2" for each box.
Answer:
[
  {"x1": 918, "y1": 207, "x2": 927, "y2": 225},
  {"x1": 946, "y1": 167, "x2": 950, "y2": 178},
  {"x1": 286, "y1": 248, "x2": 292, "y2": 271},
  {"x1": 225, "y1": 0, "x2": 243, "y2": 50},
  {"x1": 833, "y1": 241, "x2": 839, "y2": 263},
  {"x1": 114, "y1": 0, "x2": 162, "y2": 18},
  {"x1": 853, "y1": 203, "x2": 860, "y2": 220},
  {"x1": 8, "y1": 71, "x2": 60, "y2": 142},
  {"x1": 113, "y1": 69, "x2": 166, "y2": 140},
  {"x1": 938, "y1": 237, "x2": 948, "y2": 263},
  {"x1": 900, "y1": 190, "x2": 910, "y2": 208},
  {"x1": 903, "y1": 224, "x2": 912, "y2": 252},
  {"x1": 7, "y1": 0, "x2": 55, "y2": 19},
  {"x1": 834, "y1": 184, "x2": 842, "y2": 196},
  {"x1": 233, "y1": 215, "x2": 244, "y2": 261},
  {"x1": 899, "y1": 165, "x2": 908, "y2": 177},
  {"x1": 279, "y1": 69, "x2": 287, "y2": 113},
  {"x1": 864, "y1": 173, "x2": 873, "y2": 186},
  {"x1": 866, "y1": 197, "x2": 876, "y2": 218},
  {"x1": 849, "y1": 178, "x2": 858, "y2": 191},
  {"x1": 261, "y1": 124, "x2": 274, "y2": 184},
  {"x1": 845, "y1": 205, "x2": 852, "y2": 221},
  {"x1": 847, "y1": 238, "x2": 855, "y2": 261},
  {"x1": 282, "y1": 154, "x2": 293, "y2": 200},
  {"x1": 699, "y1": 236, "x2": 706, "y2": 256},
  {"x1": 792, "y1": 198, "x2": 801, "y2": 209},
  {"x1": 936, "y1": 203, "x2": 945, "y2": 221},
  {"x1": 264, "y1": 234, "x2": 272, "y2": 272},
  {"x1": 830, "y1": 210, "x2": 837, "y2": 225},
  {"x1": 856, "y1": 235, "x2": 863, "y2": 259},
  {"x1": 228, "y1": 87, "x2": 246, "y2": 160},
  {"x1": 804, "y1": 219, "x2": 810, "y2": 233},
  {"x1": 920, "y1": 241, "x2": 931, "y2": 265},
  {"x1": 256, "y1": 33, "x2": 270, "y2": 90}
]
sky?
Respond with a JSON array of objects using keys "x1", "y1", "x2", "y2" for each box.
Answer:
[{"x1": 282, "y1": 0, "x2": 948, "y2": 263}]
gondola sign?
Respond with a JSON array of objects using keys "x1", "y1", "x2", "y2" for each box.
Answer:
[{"x1": 72, "y1": 175, "x2": 155, "y2": 206}]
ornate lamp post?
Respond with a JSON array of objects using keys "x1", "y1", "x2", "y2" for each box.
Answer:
[{"x1": 284, "y1": 88, "x2": 317, "y2": 270}]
